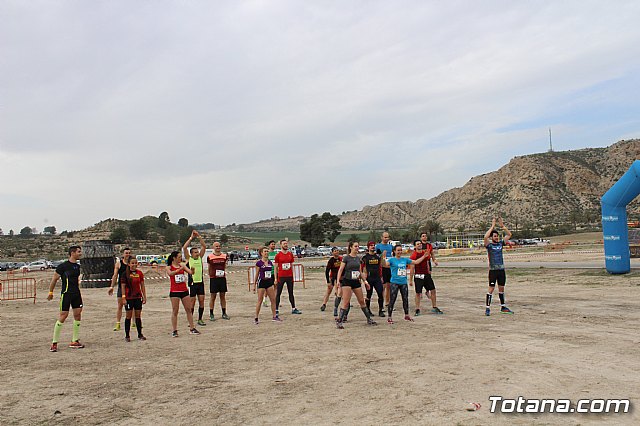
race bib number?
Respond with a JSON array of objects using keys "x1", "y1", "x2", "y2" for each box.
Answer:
[
  {"x1": 397, "y1": 267, "x2": 407, "y2": 277},
  {"x1": 351, "y1": 271, "x2": 360, "y2": 280},
  {"x1": 175, "y1": 274, "x2": 186, "y2": 283},
  {"x1": 265, "y1": 271, "x2": 272, "y2": 279},
  {"x1": 415, "y1": 274, "x2": 425, "y2": 279},
  {"x1": 282, "y1": 263, "x2": 291, "y2": 271},
  {"x1": 215, "y1": 269, "x2": 225, "y2": 277}
]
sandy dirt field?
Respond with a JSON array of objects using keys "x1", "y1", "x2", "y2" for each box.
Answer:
[{"x1": 1, "y1": 258, "x2": 639, "y2": 425}]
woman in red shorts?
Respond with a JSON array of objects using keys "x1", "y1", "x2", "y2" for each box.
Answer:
[{"x1": 168, "y1": 251, "x2": 200, "y2": 337}]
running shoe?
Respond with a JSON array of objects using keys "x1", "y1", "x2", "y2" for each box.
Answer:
[
  {"x1": 272, "y1": 316, "x2": 283, "y2": 323},
  {"x1": 485, "y1": 308, "x2": 490, "y2": 316},
  {"x1": 190, "y1": 328, "x2": 201, "y2": 335},
  {"x1": 378, "y1": 310, "x2": 386, "y2": 318},
  {"x1": 138, "y1": 335, "x2": 147, "y2": 341},
  {"x1": 113, "y1": 322, "x2": 121, "y2": 331},
  {"x1": 69, "y1": 341, "x2": 85, "y2": 349},
  {"x1": 432, "y1": 307, "x2": 443, "y2": 315},
  {"x1": 254, "y1": 318, "x2": 259, "y2": 325},
  {"x1": 49, "y1": 342, "x2": 58, "y2": 352},
  {"x1": 125, "y1": 336, "x2": 131, "y2": 342},
  {"x1": 291, "y1": 308, "x2": 302, "y2": 315},
  {"x1": 263, "y1": 300, "x2": 269, "y2": 307},
  {"x1": 221, "y1": 313, "x2": 230, "y2": 320},
  {"x1": 197, "y1": 319, "x2": 207, "y2": 326},
  {"x1": 209, "y1": 314, "x2": 215, "y2": 321},
  {"x1": 336, "y1": 321, "x2": 344, "y2": 329},
  {"x1": 415, "y1": 309, "x2": 421, "y2": 316},
  {"x1": 387, "y1": 317, "x2": 394, "y2": 325},
  {"x1": 132, "y1": 323, "x2": 136, "y2": 328},
  {"x1": 320, "y1": 304, "x2": 326, "y2": 311},
  {"x1": 404, "y1": 315, "x2": 415, "y2": 322},
  {"x1": 172, "y1": 330, "x2": 179, "y2": 338},
  {"x1": 501, "y1": 307, "x2": 514, "y2": 314},
  {"x1": 367, "y1": 319, "x2": 378, "y2": 326}
]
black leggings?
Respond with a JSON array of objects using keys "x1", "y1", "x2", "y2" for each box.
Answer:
[
  {"x1": 366, "y1": 280, "x2": 384, "y2": 311},
  {"x1": 276, "y1": 277, "x2": 295, "y2": 310},
  {"x1": 388, "y1": 283, "x2": 409, "y2": 316}
]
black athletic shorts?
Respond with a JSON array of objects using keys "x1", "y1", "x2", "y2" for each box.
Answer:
[
  {"x1": 169, "y1": 291, "x2": 190, "y2": 299},
  {"x1": 210, "y1": 277, "x2": 228, "y2": 293},
  {"x1": 60, "y1": 292, "x2": 83, "y2": 312},
  {"x1": 258, "y1": 278, "x2": 274, "y2": 289},
  {"x1": 414, "y1": 275, "x2": 435, "y2": 293},
  {"x1": 328, "y1": 277, "x2": 337, "y2": 286},
  {"x1": 488, "y1": 269, "x2": 506, "y2": 287},
  {"x1": 342, "y1": 278, "x2": 361, "y2": 289},
  {"x1": 116, "y1": 281, "x2": 123, "y2": 298},
  {"x1": 189, "y1": 282, "x2": 205, "y2": 297},
  {"x1": 382, "y1": 267, "x2": 392, "y2": 283},
  {"x1": 125, "y1": 298, "x2": 143, "y2": 311}
]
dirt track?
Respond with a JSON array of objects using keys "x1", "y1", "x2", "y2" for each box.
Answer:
[{"x1": 1, "y1": 263, "x2": 639, "y2": 425}]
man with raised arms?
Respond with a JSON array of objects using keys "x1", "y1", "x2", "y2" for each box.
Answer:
[
  {"x1": 483, "y1": 217, "x2": 514, "y2": 316},
  {"x1": 183, "y1": 230, "x2": 207, "y2": 326}
]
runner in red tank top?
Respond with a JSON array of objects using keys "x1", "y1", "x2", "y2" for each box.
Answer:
[{"x1": 167, "y1": 251, "x2": 200, "y2": 337}]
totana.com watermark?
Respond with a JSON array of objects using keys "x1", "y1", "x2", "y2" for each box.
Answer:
[{"x1": 489, "y1": 396, "x2": 631, "y2": 414}]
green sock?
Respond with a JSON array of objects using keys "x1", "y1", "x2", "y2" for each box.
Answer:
[
  {"x1": 52, "y1": 320, "x2": 63, "y2": 343},
  {"x1": 72, "y1": 320, "x2": 81, "y2": 342}
]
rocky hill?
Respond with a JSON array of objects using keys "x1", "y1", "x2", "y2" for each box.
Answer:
[{"x1": 340, "y1": 139, "x2": 639, "y2": 230}]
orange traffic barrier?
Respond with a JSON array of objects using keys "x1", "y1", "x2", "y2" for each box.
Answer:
[
  {"x1": 247, "y1": 264, "x2": 306, "y2": 291},
  {"x1": 0, "y1": 277, "x2": 37, "y2": 303}
]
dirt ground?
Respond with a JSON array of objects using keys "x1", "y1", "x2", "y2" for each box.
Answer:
[{"x1": 1, "y1": 259, "x2": 639, "y2": 425}]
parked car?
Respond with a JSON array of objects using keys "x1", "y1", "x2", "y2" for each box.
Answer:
[
  {"x1": 22, "y1": 261, "x2": 49, "y2": 272},
  {"x1": 317, "y1": 247, "x2": 332, "y2": 256}
]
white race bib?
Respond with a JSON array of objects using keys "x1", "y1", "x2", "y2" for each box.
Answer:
[
  {"x1": 397, "y1": 267, "x2": 407, "y2": 277},
  {"x1": 351, "y1": 270, "x2": 360, "y2": 280},
  {"x1": 175, "y1": 274, "x2": 186, "y2": 283},
  {"x1": 415, "y1": 274, "x2": 425, "y2": 279},
  {"x1": 282, "y1": 263, "x2": 291, "y2": 271},
  {"x1": 265, "y1": 271, "x2": 272, "y2": 279},
  {"x1": 215, "y1": 269, "x2": 225, "y2": 277}
]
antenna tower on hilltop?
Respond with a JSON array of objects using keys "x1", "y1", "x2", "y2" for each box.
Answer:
[{"x1": 548, "y1": 128, "x2": 554, "y2": 152}]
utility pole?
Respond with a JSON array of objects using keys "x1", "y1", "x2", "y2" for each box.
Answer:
[{"x1": 548, "y1": 127, "x2": 553, "y2": 152}]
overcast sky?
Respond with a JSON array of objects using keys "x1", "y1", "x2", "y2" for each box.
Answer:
[{"x1": 1, "y1": 1, "x2": 639, "y2": 233}]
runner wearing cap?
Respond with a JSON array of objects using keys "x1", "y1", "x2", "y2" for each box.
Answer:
[{"x1": 322, "y1": 247, "x2": 341, "y2": 313}]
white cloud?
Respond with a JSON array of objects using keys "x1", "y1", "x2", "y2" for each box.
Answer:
[{"x1": 1, "y1": 0, "x2": 640, "y2": 231}]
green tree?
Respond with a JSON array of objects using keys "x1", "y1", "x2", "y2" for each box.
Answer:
[
  {"x1": 366, "y1": 230, "x2": 379, "y2": 243},
  {"x1": 422, "y1": 220, "x2": 443, "y2": 239},
  {"x1": 347, "y1": 233, "x2": 359, "y2": 243},
  {"x1": 237, "y1": 224, "x2": 246, "y2": 232},
  {"x1": 220, "y1": 234, "x2": 229, "y2": 244},
  {"x1": 568, "y1": 210, "x2": 582, "y2": 231},
  {"x1": 178, "y1": 218, "x2": 189, "y2": 227},
  {"x1": 158, "y1": 211, "x2": 170, "y2": 229},
  {"x1": 43, "y1": 226, "x2": 57, "y2": 235},
  {"x1": 179, "y1": 226, "x2": 195, "y2": 245},
  {"x1": 163, "y1": 226, "x2": 179, "y2": 244},
  {"x1": 299, "y1": 212, "x2": 342, "y2": 246},
  {"x1": 0, "y1": 228, "x2": 3, "y2": 235},
  {"x1": 129, "y1": 220, "x2": 149, "y2": 240},
  {"x1": 110, "y1": 227, "x2": 129, "y2": 244},
  {"x1": 9, "y1": 229, "x2": 14, "y2": 237},
  {"x1": 20, "y1": 226, "x2": 32, "y2": 236}
]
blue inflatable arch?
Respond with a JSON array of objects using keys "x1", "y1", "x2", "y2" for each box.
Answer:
[{"x1": 601, "y1": 160, "x2": 640, "y2": 274}]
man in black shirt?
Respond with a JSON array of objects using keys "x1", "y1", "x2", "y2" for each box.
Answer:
[
  {"x1": 47, "y1": 246, "x2": 84, "y2": 352},
  {"x1": 361, "y1": 241, "x2": 385, "y2": 317}
]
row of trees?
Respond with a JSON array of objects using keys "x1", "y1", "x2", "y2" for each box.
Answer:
[{"x1": 0, "y1": 226, "x2": 58, "y2": 236}]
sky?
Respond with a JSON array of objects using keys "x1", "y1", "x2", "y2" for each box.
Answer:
[{"x1": 1, "y1": 0, "x2": 640, "y2": 233}]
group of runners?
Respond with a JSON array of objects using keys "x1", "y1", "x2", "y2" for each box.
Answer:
[{"x1": 46, "y1": 219, "x2": 514, "y2": 350}]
